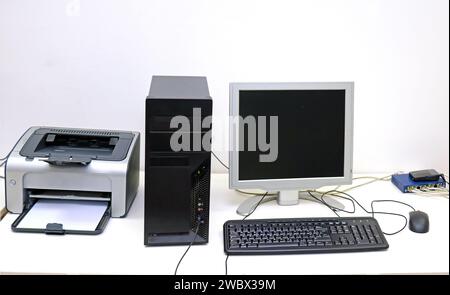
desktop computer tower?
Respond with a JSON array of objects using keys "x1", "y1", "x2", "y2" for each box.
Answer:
[{"x1": 144, "y1": 76, "x2": 212, "y2": 246}]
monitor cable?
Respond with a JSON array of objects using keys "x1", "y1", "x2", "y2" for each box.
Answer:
[
  {"x1": 211, "y1": 151, "x2": 229, "y2": 170},
  {"x1": 211, "y1": 151, "x2": 278, "y2": 197}
]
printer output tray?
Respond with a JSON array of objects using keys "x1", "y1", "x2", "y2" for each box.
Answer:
[{"x1": 11, "y1": 199, "x2": 111, "y2": 235}]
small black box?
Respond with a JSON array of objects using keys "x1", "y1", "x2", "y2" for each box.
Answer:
[{"x1": 409, "y1": 169, "x2": 441, "y2": 182}]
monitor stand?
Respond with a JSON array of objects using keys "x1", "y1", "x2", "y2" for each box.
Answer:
[{"x1": 236, "y1": 190, "x2": 345, "y2": 216}]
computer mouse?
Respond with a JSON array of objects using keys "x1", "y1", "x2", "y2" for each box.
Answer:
[{"x1": 409, "y1": 211, "x2": 429, "y2": 233}]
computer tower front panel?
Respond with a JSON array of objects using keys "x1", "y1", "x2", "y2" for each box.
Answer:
[{"x1": 144, "y1": 78, "x2": 212, "y2": 246}]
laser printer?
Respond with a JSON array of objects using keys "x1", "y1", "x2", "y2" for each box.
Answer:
[{"x1": 4, "y1": 126, "x2": 140, "y2": 234}]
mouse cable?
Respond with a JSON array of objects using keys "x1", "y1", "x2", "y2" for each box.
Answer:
[
  {"x1": 316, "y1": 190, "x2": 416, "y2": 236},
  {"x1": 370, "y1": 200, "x2": 409, "y2": 235},
  {"x1": 308, "y1": 190, "x2": 408, "y2": 235},
  {"x1": 226, "y1": 191, "x2": 268, "y2": 275},
  {"x1": 174, "y1": 222, "x2": 201, "y2": 275}
]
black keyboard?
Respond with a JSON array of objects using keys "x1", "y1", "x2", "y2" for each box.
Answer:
[{"x1": 224, "y1": 217, "x2": 389, "y2": 255}]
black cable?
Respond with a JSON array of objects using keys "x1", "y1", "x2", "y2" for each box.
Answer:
[
  {"x1": 211, "y1": 153, "x2": 275, "y2": 197},
  {"x1": 174, "y1": 222, "x2": 201, "y2": 275},
  {"x1": 211, "y1": 151, "x2": 229, "y2": 170},
  {"x1": 371, "y1": 199, "x2": 415, "y2": 212},
  {"x1": 320, "y1": 190, "x2": 416, "y2": 235},
  {"x1": 225, "y1": 254, "x2": 229, "y2": 275},
  {"x1": 370, "y1": 201, "x2": 409, "y2": 235},
  {"x1": 307, "y1": 191, "x2": 341, "y2": 217},
  {"x1": 321, "y1": 190, "x2": 371, "y2": 214},
  {"x1": 242, "y1": 192, "x2": 268, "y2": 220},
  {"x1": 213, "y1": 150, "x2": 287, "y2": 271},
  {"x1": 320, "y1": 190, "x2": 356, "y2": 214},
  {"x1": 226, "y1": 191, "x2": 268, "y2": 275},
  {"x1": 236, "y1": 189, "x2": 277, "y2": 196}
]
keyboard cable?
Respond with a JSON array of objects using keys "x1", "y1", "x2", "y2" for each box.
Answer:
[
  {"x1": 174, "y1": 221, "x2": 201, "y2": 275},
  {"x1": 226, "y1": 191, "x2": 268, "y2": 275}
]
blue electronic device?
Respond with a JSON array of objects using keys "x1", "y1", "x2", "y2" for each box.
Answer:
[{"x1": 391, "y1": 173, "x2": 446, "y2": 193}]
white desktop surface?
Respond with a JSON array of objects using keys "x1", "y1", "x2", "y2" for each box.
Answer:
[{"x1": 0, "y1": 173, "x2": 448, "y2": 275}]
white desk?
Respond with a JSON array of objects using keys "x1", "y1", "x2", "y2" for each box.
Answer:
[{"x1": 0, "y1": 173, "x2": 448, "y2": 275}]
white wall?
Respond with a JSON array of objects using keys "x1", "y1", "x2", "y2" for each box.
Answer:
[{"x1": 0, "y1": 0, "x2": 448, "y2": 175}]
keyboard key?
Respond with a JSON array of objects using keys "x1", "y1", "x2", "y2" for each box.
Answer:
[
  {"x1": 315, "y1": 237, "x2": 332, "y2": 243},
  {"x1": 258, "y1": 242, "x2": 299, "y2": 249}
]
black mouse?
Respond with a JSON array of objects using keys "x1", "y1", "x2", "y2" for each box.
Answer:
[{"x1": 409, "y1": 211, "x2": 429, "y2": 233}]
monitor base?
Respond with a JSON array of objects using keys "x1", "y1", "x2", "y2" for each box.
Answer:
[{"x1": 236, "y1": 191, "x2": 345, "y2": 216}]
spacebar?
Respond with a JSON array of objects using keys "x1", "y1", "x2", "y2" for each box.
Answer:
[{"x1": 258, "y1": 242, "x2": 299, "y2": 248}]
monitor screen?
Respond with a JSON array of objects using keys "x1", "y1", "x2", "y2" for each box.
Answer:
[{"x1": 238, "y1": 89, "x2": 346, "y2": 180}]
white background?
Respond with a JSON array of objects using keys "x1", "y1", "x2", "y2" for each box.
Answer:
[{"x1": 0, "y1": 0, "x2": 449, "y2": 176}]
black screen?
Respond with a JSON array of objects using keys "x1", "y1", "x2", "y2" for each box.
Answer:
[{"x1": 238, "y1": 89, "x2": 346, "y2": 180}]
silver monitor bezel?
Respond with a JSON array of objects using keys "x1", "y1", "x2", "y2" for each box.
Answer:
[{"x1": 229, "y1": 82, "x2": 354, "y2": 190}]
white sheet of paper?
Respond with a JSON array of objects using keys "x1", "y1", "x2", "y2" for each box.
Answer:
[{"x1": 17, "y1": 199, "x2": 109, "y2": 232}]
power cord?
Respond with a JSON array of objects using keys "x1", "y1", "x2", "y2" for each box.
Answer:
[
  {"x1": 0, "y1": 158, "x2": 7, "y2": 179},
  {"x1": 174, "y1": 222, "x2": 201, "y2": 275},
  {"x1": 1, "y1": 133, "x2": 28, "y2": 179}
]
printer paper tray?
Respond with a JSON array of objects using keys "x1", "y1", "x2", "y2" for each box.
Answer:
[{"x1": 11, "y1": 199, "x2": 111, "y2": 235}]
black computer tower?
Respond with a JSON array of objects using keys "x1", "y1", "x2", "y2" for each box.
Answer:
[{"x1": 144, "y1": 76, "x2": 212, "y2": 246}]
